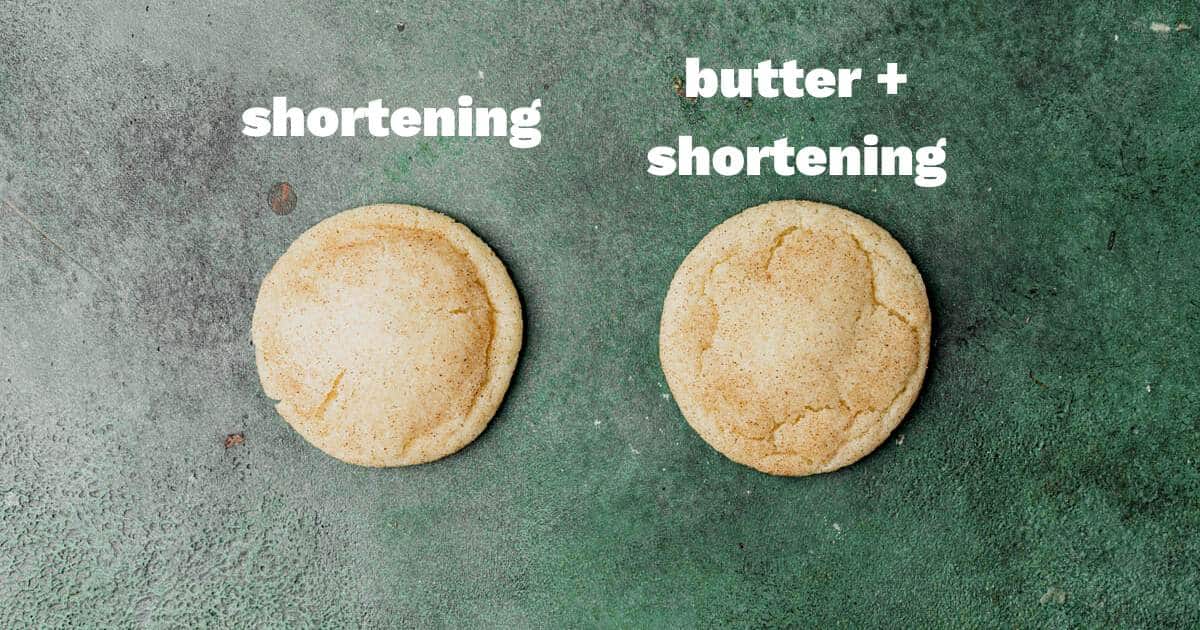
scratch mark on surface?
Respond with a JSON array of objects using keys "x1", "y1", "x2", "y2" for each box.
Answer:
[
  {"x1": 2, "y1": 197, "x2": 115, "y2": 291},
  {"x1": 1150, "y1": 21, "x2": 1190, "y2": 33}
]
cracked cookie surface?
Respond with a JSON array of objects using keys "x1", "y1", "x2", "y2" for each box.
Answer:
[
  {"x1": 659, "y1": 200, "x2": 930, "y2": 476},
  {"x1": 252, "y1": 204, "x2": 522, "y2": 467}
]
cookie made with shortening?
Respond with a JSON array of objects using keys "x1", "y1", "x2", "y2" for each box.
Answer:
[
  {"x1": 659, "y1": 200, "x2": 930, "y2": 476},
  {"x1": 252, "y1": 204, "x2": 521, "y2": 467}
]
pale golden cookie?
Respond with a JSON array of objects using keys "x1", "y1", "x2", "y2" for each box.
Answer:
[
  {"x1": 659, "y1": 200, "x2": 930, "y2": 476},
  {"x1": 252, "y1": 204, "x2": 522, "y2": 467}
]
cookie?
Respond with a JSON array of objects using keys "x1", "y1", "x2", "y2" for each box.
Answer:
[
  {"x1": 659, "y1": 200, "x2": 930, "y2": 476},
  {"x1": 252, "y1": 204, "x2": 522, "y2": 467}
]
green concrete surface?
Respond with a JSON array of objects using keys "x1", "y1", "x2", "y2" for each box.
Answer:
[{"x1": 1, "y1": 1, "x2": 1198, "y2": 627}]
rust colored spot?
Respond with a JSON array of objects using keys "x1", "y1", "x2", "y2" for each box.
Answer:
[
  {"x1": 672, "y1": 76, "x2": 696, "y2": 102},
  {"x1": 268, "y1": 182, "x2": 296, "y2": 215},
  {"x1": 224, "y1": 432, "x2": 245, "y2": 448}
]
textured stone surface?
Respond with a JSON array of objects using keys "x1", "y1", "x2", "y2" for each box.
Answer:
[{"x1": 1, "y1": 1, "x2": 1197, "y2": 627}]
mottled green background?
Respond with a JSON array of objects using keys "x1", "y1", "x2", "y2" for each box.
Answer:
[{"x1": 1, "y1": 1, "x2": 1198, "y2": 627}]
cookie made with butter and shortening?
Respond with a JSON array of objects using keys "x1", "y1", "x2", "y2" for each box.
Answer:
[
  {"x1": 659, "y1": 200, "x2": 930, "y2": 476},
  {"x1": 252, "y1": 204, "x2": 522, "y2": 467}
]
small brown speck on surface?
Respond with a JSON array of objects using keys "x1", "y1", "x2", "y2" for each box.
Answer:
[
  {"x1": 224, "y1": 433, "x2": 245, "y2": 449},
  {"x1": 671, "y1": 76, "x2": 696, "y2": 102},
  {"x1": 268, "y1": 182, "x2": 296, "y2": 215}
]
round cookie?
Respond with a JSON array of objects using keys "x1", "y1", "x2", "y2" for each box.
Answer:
[
  {"x1": 659, "y1": 200, "x2": 930, "y2": 476},
  {"x1": 252, "y1": 204, "x2": 522, "y2": 467}
]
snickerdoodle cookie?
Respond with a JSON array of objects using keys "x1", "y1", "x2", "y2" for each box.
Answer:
[
  {"x1": 252, "y1": 204, "x2": 521, "y2": 467},
  {"x1": 659, "y1": 200, "x2": 930, "y2": 476}
]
